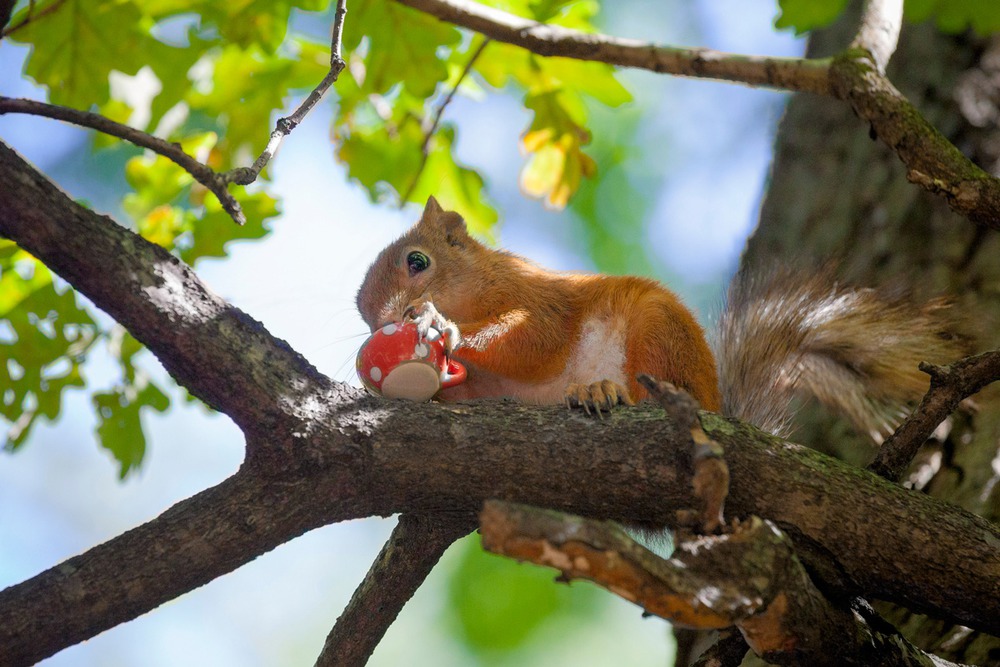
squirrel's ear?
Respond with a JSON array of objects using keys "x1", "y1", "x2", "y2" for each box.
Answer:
[
  {"x1": 419, "y1": 195, "x2": 470, "y2": 246},
  {"x1": 423, "y1": 196, "x2": 443, "y2": 217}
]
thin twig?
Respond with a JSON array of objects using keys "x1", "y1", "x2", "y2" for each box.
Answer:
[
  {"x1": 399, "y1": 36, "x2": 491, "y2": 205},
  {"x1": 850, "y1": 0, "x2": 903, "y2": 73},
  {"x1": 314, "y1": 512, "x2": 474, "y2": 667},
  {"x1": 0, "y1": 0, "x2": 63, "y2": 39},
  {"x1": 0, "y1": 0, "x2": 17, "y2": 37},
  {"x1": 868, "y1": 350, "x2": 1000, "y2": 481},
  {"x1": 0, "y1": 96, "x2": 246, "y2": 224},
  {"x1": 225, "y1": 0, "x2": 349, "y2": 186}
]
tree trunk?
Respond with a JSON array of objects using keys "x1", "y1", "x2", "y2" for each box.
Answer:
[{"x1": 749, "y1": 7, "x2": 1000, "y2": 663}]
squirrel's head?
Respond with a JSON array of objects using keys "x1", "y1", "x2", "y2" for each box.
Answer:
[{"x1": 356, "y1": 196, "x2": 489, "y2": 330}]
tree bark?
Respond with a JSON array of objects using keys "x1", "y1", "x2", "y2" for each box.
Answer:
[{"x1": 748, "y1": 6, "x2": 1000, "y2": 663}]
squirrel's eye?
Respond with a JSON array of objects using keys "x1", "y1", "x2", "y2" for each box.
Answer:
[{"x1": 407, "y1": 251, "x2": 430, "y2": 276}]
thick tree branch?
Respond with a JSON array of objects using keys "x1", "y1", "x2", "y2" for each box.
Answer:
[
  {"x1": 0, "y1": 140, "x2": 340, "y2": 436},
  {"x1": 828, "y1": 54, "x2": 1000, "y2": 229},
  {"x1": 3, "y1": 142, "x2": 1000, "y2": 662},
  {"x1": 0, "y1": 96, "x2": 247, "y2": 224},
  {"x1": 315, "y1": 512, "x2": 474, "y2": 667},
  {"x1": 869, "y1": 350, "x2": 1000, "y2": 481}
]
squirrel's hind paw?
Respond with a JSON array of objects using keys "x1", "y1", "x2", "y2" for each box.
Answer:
[{"x1": 564, "y1": 380, "x2": 634, "y2": 418}]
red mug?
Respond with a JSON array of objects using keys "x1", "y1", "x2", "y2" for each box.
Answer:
[{"x1": 356, "y1": 321, "x2": 467, "y2": 401}]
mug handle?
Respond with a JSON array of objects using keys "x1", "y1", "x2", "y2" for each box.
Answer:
[{"x1": 440, "y1": 357, "x2": 467, "y2": 389}]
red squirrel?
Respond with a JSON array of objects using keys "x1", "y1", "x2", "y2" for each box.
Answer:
[{"x1": 357, "y1": 197, "x2": 962, "y2": 437}]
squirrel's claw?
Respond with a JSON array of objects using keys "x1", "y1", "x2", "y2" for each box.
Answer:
[
  {"x1": 565, "y1": 380, "x2": 634, "y2": 418},
  {"x1": 406, "y1": 299, "x2": 461, "y2": 354}
]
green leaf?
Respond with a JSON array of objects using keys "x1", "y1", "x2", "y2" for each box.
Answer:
[
  {"x1": 12, "y1": 0, "x2": 159, "y2": 107},
  {"x1": 905, "y1": 0, "x2": 1000, "y2": 34},
  {"x1": 774, "y1": 0, "x2": 850, "y2": 34},
  {"x1": 1, "y1": 251, "x2": 97, "y2": 449},
  {"x1": 123, "y1": 133, "x2": 212, "y2": 231},
  {"x1": 444, "y1": 535, "x2": 603, "y2": 654},
  {"x1": 201, "y1": 0, "x2": 331, "y2": 53},
  {"x1": 187, "y1": 41, "x2": 330, "y2": 156},
  {"x1": 338, "y1": 118, "x2": 425, "y2": 202},
  {"x1": 144, "y1": 35, "x2": 213, "y2": 131},
  {"x1": 181, "y1": 190, "x2": 279, "y2": 264},
  {"x1": 348, "y1": 0, "x2": 461, "y2": 98},
  {"x1": 93, "y1": 380, "x2": 170, "y2": 479},
  {"x1": 122, "y1": 131, "x2": 280, "y2": 261}
]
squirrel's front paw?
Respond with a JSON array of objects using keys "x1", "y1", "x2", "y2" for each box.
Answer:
[
  {"x1": 564, "y1": 380, "x2": 634, "y2": 418},
  {"x1": 405, "y1": 299, "x2": 461, "y2": 354}
]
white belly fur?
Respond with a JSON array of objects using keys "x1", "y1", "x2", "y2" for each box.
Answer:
[{"x1": 442, "y1": 316, "x2": 628, "y2": 404}]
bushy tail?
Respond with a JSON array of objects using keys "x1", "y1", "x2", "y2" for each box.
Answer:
[{"x1": 716, "y1": 271, "x2": 965, "y2": 441}]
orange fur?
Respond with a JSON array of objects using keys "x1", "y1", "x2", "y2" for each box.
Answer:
[{"x1": 357, "y1": 197, "x2": 721, "y2": 410}]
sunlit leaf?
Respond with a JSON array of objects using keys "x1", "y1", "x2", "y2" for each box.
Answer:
[
  {"x1": 201, "y1": 0, "x2": 332, "y2": 53},
  {"x1": 187, "y1": 41, "x2": 329, "y2": 157},
  {"x1": 181, "y1": 190, "x2": 279, "y2": 263},
  {"x1": 338, "y1": 118, "x2": 425, "y2": 201},
  {"x1": 123, "y1": 133, "x2": 216, "y2": 230},
  {"x1": 520, "y1": 90, "x2": 596, "y2": 209},
  {"x1": 12, "y1": 0, "x2": 170, "y2": 108},
  {"x1": 347, "y1": 0, "x2": 460, "y2": 98}
]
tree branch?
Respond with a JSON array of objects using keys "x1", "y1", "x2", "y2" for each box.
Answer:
[
  {"x1": 3, "y1": 141, "x2": 1000, "y2": 662},
  {"x1": 226, "y1": 0, "x2": 349, "y2": 186},
  {"x1": 828, "y1": 52, "x2": 1000, "y2": 230},
  {"x1": 479, "y1": 502, "x2": 964, "y2": 667},
  {"x1": 314, "y1": 512, "x2": 474, "y2": 667},
  {"x1": 0, "y1": 0, "x2": 350, "y2": 221},
  {"x1": 850, "y1": 0, "x2": 903, "y2": 73},
  {"x1": 691, "y1": 631, "x2": 749, "y2": 667},
  {"x1": 394, "y1": 0, "x2": 833, "y2": 93},
  {"x1": 869, "y1": 350, "x2": 1000, "y2": 481},
  {"x1": 0, "y1": 96, "x2": 247, "y2": 224}
]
